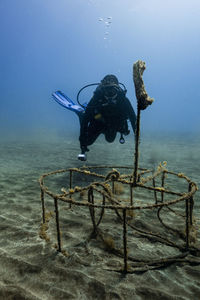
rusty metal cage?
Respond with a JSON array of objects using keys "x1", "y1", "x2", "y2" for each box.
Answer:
[{"x1": 39, "y1": 61, "x2": 199, "y2": 273}]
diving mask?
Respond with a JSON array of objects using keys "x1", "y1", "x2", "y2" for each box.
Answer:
[{"x1": 103, "y1": 85, "x2": 119, "y2": 100}]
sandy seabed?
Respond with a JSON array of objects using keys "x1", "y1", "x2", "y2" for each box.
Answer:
[{"x1": 0, "y1": 132, "x2": 200, "y2": 300}]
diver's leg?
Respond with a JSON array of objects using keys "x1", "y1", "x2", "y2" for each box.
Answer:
[
  {"x1": 118, "y1": 120, "x2": 130, "y2": 136},
  {"x1": 86, "y1": 121, "x2": 103, "y2": 145},
  {"x1": 76, "y1": 111, "x2": 84, "y2": 124},
  {"x1": 78, "y1": 123, "x2": 102, "y2": 161},
  {"x1": 104, "y1": 128, "x2": 117, "y2": 143},
  {"x1": 78, "y1": 121, "x2": 102, "y2": 161}
]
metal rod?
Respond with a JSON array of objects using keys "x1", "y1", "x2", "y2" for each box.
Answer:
[
  {"x1": 133, "y1": 107, "x2": 141, "y2": 186},
  {"x1": 152, "y1": 178, "x2": 158, "y2": 204},
  {"x1": 88, "y1": 187, "x2": 97, "y2": 234},
  {"x1": 112, "y1": 179, "x2": 115, "y2": 194},
  {"x1": 97, "y1": 195, "x2": 105, "y2": 227},
  {"x1": 161, "y1": 171, "x2": 165, "y2": 202},
  {"x1": 137, "y1": 174, "x2": 141, "y2": 183},
  {"x1": 188, "y1": 182, "x2": 194, "y2": 226},
  {"x1": 185, "y1": 198, "x2": 189, "y2": 250},
  {"x1": 69, "y1": 170, "x2": 73, "y2": 208},
  {"x1": 69, "y1": 170, "x2": 73, "y2": 189},
  {"x1": 54, "y1": 197, "x2": 61, "y2": 252},
  {"x1": 130, "y1": 184, "x2": 133, "y2": 206},
  {"x1": 123, "y1": 208, "x2": 128, "y2": 273},
  {"x1": 41, "y1": 189, "x2": 45, "y2": 224}
]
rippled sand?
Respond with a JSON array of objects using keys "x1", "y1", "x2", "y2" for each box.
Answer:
[{"x1": 0, "y1": 132, "x2": 199, "y2": 299}]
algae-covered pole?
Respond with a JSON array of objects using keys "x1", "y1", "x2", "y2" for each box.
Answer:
[
  {"x1": 133, "y1": 60, "x2": 154, "y2": 185},
  {"x1": 133, "y1": 107, "x2": 141, "y2": 186}
]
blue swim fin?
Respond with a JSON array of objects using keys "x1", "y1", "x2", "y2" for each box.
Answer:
[{"x1": 52, "y1": 91, "x2": 86, "y2": 114}]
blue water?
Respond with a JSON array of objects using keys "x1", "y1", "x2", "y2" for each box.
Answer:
[{"x1": 1, "y1": 0, "x2": 200, "y2": 138}]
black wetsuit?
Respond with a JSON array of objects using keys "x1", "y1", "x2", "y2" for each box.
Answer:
[{"x1": 79, "y1": 88, "x2": 136, "y2": 150}]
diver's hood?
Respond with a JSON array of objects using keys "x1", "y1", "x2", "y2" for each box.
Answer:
[{"x1": 101, "y1": 74, "x2": 119, "y2": 86}]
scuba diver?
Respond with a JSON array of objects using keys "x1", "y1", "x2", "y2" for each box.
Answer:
[{"x1": 52, "y1": 74, "x2": 136, "y2": 161}]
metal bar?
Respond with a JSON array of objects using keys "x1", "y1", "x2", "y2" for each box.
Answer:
[
  {"x1": 54, "y1": 197, "x2": 61, "y2": 252},
  {"x1": 96, "y1": 195, "x2": 105, "y2": 227},
  {"x1": 133, "y1": 108, "x2": 141, "y2": 186},
  {"x1": 112, "y1": 179, "x2": 115, "y2": 194},
  {"x1": 88, "y1": 187, "x2": 97, "y2": 234},
  {"x1": 130, "y1": 184, "x2": 133, "y2": 206},
  {"x1": 161, "y1": 171, "x2": 165, "y2": 202},
  {"x1": 69, "y1": 170, "x2": 73, "y2": 208},
  {"x1": 152, "y1": 178, "x2": 158, "y2": 204},
  {"x1": 185, "y1": 198, "x2": 189, "y2": 250},
  {"x1": 123, "y1": 209, "x2": 128, "y2": 273},
  {"x1": 41, "y1": 189, "x2": 45, "y2": 224},
  {"x1": 188, "y1": 182, "x2": 194, "y2": 226},
  {"x1": 69, "y1": 170, "x2": 73, "y2": 189},
  {"x1": 137, "y1": 183, "x2": 183, "y2": 196}
]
